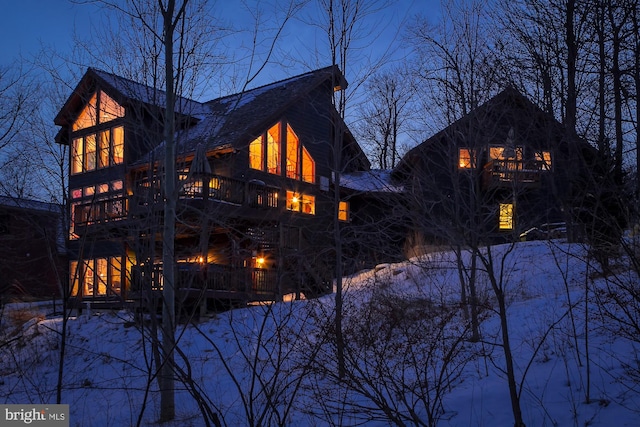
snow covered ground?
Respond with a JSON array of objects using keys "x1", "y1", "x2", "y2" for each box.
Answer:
[{"x1": 1, "y1": 240, "x2": 639, "y2": 426}]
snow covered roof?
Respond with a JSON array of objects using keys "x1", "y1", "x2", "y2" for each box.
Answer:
[
  {"x1": 136, "y1": 66, "x2": 345, "y2": 163},
  {"x1": 340, "y1": 170, "x2": 403, "y2": 193}
]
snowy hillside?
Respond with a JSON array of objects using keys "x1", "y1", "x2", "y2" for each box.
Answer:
[{"x1": 1, "y1": 240, "x2": 639, "y2": 426}]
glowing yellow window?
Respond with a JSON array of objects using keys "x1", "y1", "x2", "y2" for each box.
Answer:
[
  {"x1": 286, "y1": 124, "x2": 299, "y2": 179},
  {"x1": 338, "y1": 201, "x2": 349, "y2": 221},
  {"x1": 249, "y1": 135, "x2": 263, "y2": 170},
  {"x1": 85, "y1": 134, "x2": 97, "y2": 171},
  {"x1": 72, "y1": 138, "x2": 83, "y2": 174},
  {"x1": 301, "y1": 195, "x2": 315, "y2": 215},
  {"x1": 99, "y1": 130, "x2": 110, "y2": 168},
  {"x1": 69, "y1": 261, "x2": 79, "y2": 296},
  {"x1": 99, "y1": 91, "x2": 125, "y2": 123},
  {"x1": 499, "y1": 203, "x2": 514, "y2": 230},
  {"x1": 286, "y1": 191, "x2": 300, "y2": 211},
  {"x1": 112, "y1": 126, "x2": 124, "y2": 164},
  {"x1": 536, "y1": 151, "x2": 552, "y2": 171},
  {"x1": 302, "y1": 146, "x2": 315, "y2": 183},
  {"x1": 96, "y1": 258, "x2": 108, "y2": 295},
  {"x1": 266, "y1": 123, "x2": 280, "y2": 175},
  {"x1": 458, "y1": 148, "x2": 475, "y2": 169},
  {"x1": 110, "y1": 257, "x2": 122, "y2": 295},
  {"x1": 73, "y1": 92, "x2": 97, "y2": 131}
]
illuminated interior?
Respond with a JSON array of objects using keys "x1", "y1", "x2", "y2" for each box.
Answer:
[
  {"x1": 266, "y1": 123, "x2": 281, "y2": 174},
  {"x1": 69, "y1": 180, "x2": 125, "y2": 239},
  {"x1": 249, "y1": 136, "x2": 263, "y2": 170},
  {"x1": 302, "y1": 146, "x2": 315, "y2": 183},
  {"x1": 71, "y1": 125, "x2": 125, "y2": 174},
  {"x1": 286, "y1": 191, "x2": 315, "y2": 215},
  {"x1": 458, "y1": 148, "x2": 475, "y2": 169},
  {"x1": 536, "y1": 151, "x2": 552, "y2": 170},
  {"x1": 70, "y1": 256, "x2": 125, "y2": 297},
  {"x1": 338, "y1": 201, "x2": 349, "y2": 221},
  {"x1": 499, "y1": 203, "x2": 514, "y2": 230},
  {"x1": 249, "y1": 121, "x2": 315, "y2": 183},
  {"x1": 72, "y1": 90, "x2": 124, "y2": 132}
]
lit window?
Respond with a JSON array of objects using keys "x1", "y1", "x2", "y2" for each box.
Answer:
[
  {"x1": 338, "y1": 201, "x2": 349, "y2": 221},
  {"x1": 110, "y1": 257, "x2": 122, "y2": 295},
  {"x1": 489, "y1": 146, "x2": 504, "y2": 160},
  {"x1": 99, "y1": 130, "x2": 110, "y2": 168},
  {"x1": 70, "y1": 261, "x2": 79, "y2": 296},
  {"x1": 266, "y1": 123, "x2": 280, "y2": 175},
  {"x1": 458, "y1": 148, "x2": 475, "y2": 169},
  {"x1": 72, "y1": 91, "x2": 124, "y2": 131},
  {"x1": 286, "y1": 191, "x2": 315, "y2": 215},
  {"x1": 112, "y1": 126, "x2": 124, "y2": 164},
  {"x1": 302, "y1": 146, "x2": 315, "y2": 183},
  {"x1": 499, "y1": 203, "x2": 514, "y2": 230},
  {"x1": 286, "y1": 191, "x2": 300, "y2": 211},
  {"x1": 249, "y1": 136, "x2": 263, "y2": 170},
  {"x1": 72, "y1": 138, "x2": 83, "y2": 174},
  {"x1": 536, "y1": 151, "x2": 552, "y2": 171},
  {"x1": 73, "y1": 92, "x2": 97, "y2": 131},
  {"x1": 85, "y1": 134, "x2": 96, "y2": 171},
  {"x1": 302, "y1": 194, "x2": 315, "y2": 215},
  {"x1": 99, "y1": 91, "x2": 125, "y2": 123},
  {"x1": 286, "y1": 124, "x2": 300, "y2": 179},
  {"x1": 96, "y1": 258, "x2": 108, "y2": 296}
]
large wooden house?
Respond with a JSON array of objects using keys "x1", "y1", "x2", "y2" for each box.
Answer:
[
  {"x1": 394, "y1": 87, "x2": 597, "y2": 252},
  {"x1": 54, "y1": 66, "x2": 371, "y2": 311}
]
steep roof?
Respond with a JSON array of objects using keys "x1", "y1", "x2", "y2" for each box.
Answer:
[
  {"x1": 395, "y1": 87, "x2": 567, "y2": 175},
  {"x1": 54, "y1": 65, "x2": 352, "y2": 164}
]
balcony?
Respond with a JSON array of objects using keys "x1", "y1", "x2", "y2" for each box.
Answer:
[
  {"x1": 482, "y1": 159, "x2": 546, "y2": 190},
  {"x1": 131, "y1": 263, "x2": 278, "y2": 302},
  {"x1": 131, "y1": 173, "x2": 280, "y2": 217}
]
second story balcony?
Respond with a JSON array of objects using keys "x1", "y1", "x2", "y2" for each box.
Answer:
[{"x1": 482, "y1": 159, "x2": 547, "y2": 190}]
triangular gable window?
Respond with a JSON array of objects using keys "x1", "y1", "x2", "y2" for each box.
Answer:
[
  {"x1": 250, "y1": 121, "x2": 315, "y2": 184},
  {"x1": 73, "y1": 90, "x2": 124, "y2": 131}
]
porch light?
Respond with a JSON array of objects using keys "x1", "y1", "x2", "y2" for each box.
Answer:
[
  {"x1": 198, "y1": 256, "x2": 204, "y2": 264},
  {"x1": 257, "y1": 257, "x2": 265, "y2": 266}
]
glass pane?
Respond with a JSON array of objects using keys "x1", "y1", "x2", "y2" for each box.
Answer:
[
  {"x1": 302, "y1": 146, "x2": 315, "y2": 183},
  {"x1": 73, "y1": 92, "x2": 97, "y2": 131},
  {"x1": 286, "y1": 191, "x2": 299, "y2": 211},
  {"x1": 99, "y1": 130, "x2": 110, "y2": 168},
  {"x1": 69, "y1": 261, "x2": 79, "y2": 296},
  {"x1": 286, "y1": 124, "x2": 299, "y2": 179},
  {"x1": 112, "y1": 126, "x2": 124, "y2": 164},
  {"x1": 458, "y1": 148, "x2": 474, "y2": 169},
  {"x1": 302, "y1": 194, "x2": 315, "y2": 215},
  {"x1": 72, "y1": 138, "x2": 83, "y2": 174},
  {"x1": 110, "y1": 257, "x2": 122, "y2": 295},
  {"x1": 266, "y1": 123, "x2": 280, "y2": 175},
  {"x1": 338, "y1": 201, "x2": 349, "y2": 221},
  {"x1": 99, "y1": 91, "x2": 125, "y2": 123},
  {"x1": 249, "y1": 136, "x2": 263, "y2": 170},
  {"x1": 499, "y1": 203, "x2": 513, "y2": 230},
  {"x1": 84, "y1": 259, "x2": 94, "y2": 297},
  {"x1": 96, "y1": 258, "x2": 108, "y2": 295},
  {"x1": 85, "y1": 134, "x2": 97, "y2": 171}
]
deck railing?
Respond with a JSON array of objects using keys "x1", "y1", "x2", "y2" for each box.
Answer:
[{"x1": 131, "y1": 263, "x2": 278, "y2": 297}]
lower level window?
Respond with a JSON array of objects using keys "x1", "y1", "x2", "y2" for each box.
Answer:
[
  {"x1": 286, "y1": 191, "x2": 315, "y2": 215},
  {"x1": 499, "y1": 203, "x2": 514, "y2": 230},
  {"x1": 70, "y1": 256, "x2": 123, "y2": 297}
]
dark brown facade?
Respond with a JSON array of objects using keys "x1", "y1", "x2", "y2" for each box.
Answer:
[
  {"x1": 54, "y1": 66, "x2": 371, "y2": 310},
  {"x1": 394, "y1": 87, "x2": 596, "y2": 252}
]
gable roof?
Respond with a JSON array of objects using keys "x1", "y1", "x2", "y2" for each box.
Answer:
[
  {"x1": 395, "y1": 87, "x2": 567, "y2": 174},
  {"x1": 54, "y1": 66, "x2": 358, "y2": 166}
]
